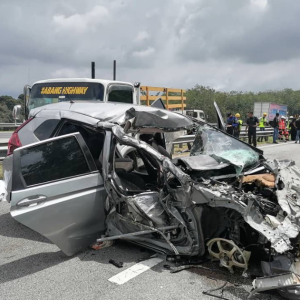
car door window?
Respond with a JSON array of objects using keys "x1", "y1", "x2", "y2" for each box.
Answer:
[
  {"x1": 108, "y1": 85, "x2": 133, "y2": 103},
  {"x1": 16, "y1": 135, "x2": 93, "y2": 188}
]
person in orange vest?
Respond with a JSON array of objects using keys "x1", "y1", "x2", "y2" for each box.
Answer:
[{"x1": 278, "y1": 116, "x2": 289, "y2": 142}]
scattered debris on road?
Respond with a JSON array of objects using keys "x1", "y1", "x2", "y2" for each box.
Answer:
[
  {"x1": 90, "y1": 240, "x2": 114, "y2": 251},
  {"x1": 109, "y1": 259, "x2": 124, "y2": 268},
  {"x1": 202, "y1": 281, "x2": 230, "y2": 300}
]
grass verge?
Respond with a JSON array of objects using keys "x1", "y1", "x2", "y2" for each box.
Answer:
[{"x1": 0, "y1": 162, "x2": 3, "y2": 180}]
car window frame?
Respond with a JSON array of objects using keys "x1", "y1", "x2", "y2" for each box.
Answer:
[
  {"x1": 12, "y1": 132, "x2": 98, "y2": 191},
  {"x1": 52, "y1": 119, "x2": 103, "y2": 140}
]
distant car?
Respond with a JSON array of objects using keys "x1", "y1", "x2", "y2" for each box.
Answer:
[{"x1": 2, "y1": 102, "x2": 300, "y2": 299}]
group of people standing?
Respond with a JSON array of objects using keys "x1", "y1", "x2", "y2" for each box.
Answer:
[
  {"x1": 226, "y1": 112, "x2": 300, "y2": 147},
  {"x1": 226, "y1": 113, "x2": 243, "y2": 138},
  {"x1": 226, "y1": 112, "x2": 259, "y2": 146},
  {"x1": 275, "y1": 114, "x2": 300, "y2": 143}
]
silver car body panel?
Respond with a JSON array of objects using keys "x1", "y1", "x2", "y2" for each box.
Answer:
[{"x1": 9, "y1": 133, "x2": 107, "y2": 256}]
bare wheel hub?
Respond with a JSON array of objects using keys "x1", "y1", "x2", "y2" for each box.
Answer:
[{"x1": 207, "y1": 238, "x2": 251, "y2": 274}]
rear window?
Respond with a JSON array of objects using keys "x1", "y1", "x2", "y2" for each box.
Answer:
[
  {"x1": 34, "y1": 119, "x2": 60, "y2": 140},
  {"x1": 20, "y1": 136, "x2": 90, "y2": 186}
]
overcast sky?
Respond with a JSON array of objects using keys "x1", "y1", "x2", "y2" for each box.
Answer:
[{"x1": 1, "y1": 0, "x2": 300, "y2": 97}]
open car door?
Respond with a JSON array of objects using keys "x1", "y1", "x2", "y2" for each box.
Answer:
[
  {"x1": 214, "y1": 101, "x2": 226, "y2": 131},
  {"x1": 10, "y1": 133, "x2": 106, "y2": 256}
]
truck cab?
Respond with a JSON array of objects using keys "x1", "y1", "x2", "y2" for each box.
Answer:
[
  {"x1": 24, "y1": 78, "x2": 138, "y2": 118},
  {"x1": 185, "y1": 109, "x2": 206, "y2": 122}
]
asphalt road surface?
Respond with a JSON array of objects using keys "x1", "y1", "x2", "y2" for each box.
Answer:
[
  {"x1": 0, "y1": 142, "x2": 296, "y2": 300},
  {"x1": 260, "y1": 141, "x2": 300, "y2": 164}
]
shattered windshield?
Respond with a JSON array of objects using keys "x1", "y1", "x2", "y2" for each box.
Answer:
[{"x1": 190, "y1": 124, "x2": 260, "y2": 175}]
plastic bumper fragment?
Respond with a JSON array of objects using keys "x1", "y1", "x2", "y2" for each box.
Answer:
[{"x1": 249, "y1": 272, "x2": 300, "y2": 299}]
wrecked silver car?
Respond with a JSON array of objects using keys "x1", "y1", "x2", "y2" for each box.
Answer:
[{"x1": 3, "y1": 102, "x2": 300, "y2": 299}]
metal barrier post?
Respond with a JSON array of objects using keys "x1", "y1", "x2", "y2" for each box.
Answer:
[
  {"x1": 181, "y1": 89, "x2": 184, "y2": 112},
  {"x1": 166, "y1": 88, "x2": 169, "y2": 109},
  {"x1": 146, "y1": 86, "x2": 149, "y2": 106}
]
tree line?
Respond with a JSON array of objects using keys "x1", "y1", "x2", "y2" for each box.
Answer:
[
  {"x1": 186, "y1": 85, "x2": 300, "y2": 123},
  {"x1": 0, "y1": 94, "x2": 25, "y2": 124}
]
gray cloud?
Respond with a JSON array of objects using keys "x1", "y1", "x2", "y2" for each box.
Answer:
[
  {"x1": 0, "y1": 0, "x2": 300, "y2": 98},
  {"x1": 175, "y1": 0, "x2": 300, "y2": 64}
]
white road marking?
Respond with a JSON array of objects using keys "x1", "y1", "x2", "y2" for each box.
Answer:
[
  {"x1": 259, "y1": 141, "x2": 296, "y2": 149},
  {"x1": 108, "y1": 257, "x2": 163, "y2": 285}
]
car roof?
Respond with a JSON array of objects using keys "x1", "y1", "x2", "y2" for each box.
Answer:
[{"x1": 31, "y1": 102, "x2": 193, "y2": 131}]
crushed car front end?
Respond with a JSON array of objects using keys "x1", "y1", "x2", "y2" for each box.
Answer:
[{"x1": 103, "y1": 119, "x2": 300, "y2": 299}]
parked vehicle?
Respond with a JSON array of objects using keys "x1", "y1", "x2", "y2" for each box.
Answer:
[
  {"x1": 184, "y1": 109, "x2": 206, "y2": 122},
  {"x1": 3, "y1": 101, "x2": 300, "y2": 299},
  {"x1": 172, "y1": 109, "x2": 207, "y2": 122},
  {"x1": 254, "y1": 102, "x2": 288, "y2": 124}
]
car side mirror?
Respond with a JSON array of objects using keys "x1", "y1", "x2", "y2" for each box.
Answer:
[{"x1": 12, "y1": 105, "x2": 21, "y2": 122}]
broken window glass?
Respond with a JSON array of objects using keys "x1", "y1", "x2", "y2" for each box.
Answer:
[{"x1": 190, "y1": 124, "x2": 259, "y2": 175}]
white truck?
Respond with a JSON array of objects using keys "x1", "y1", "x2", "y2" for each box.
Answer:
[
  {"x1": 16, "y1": 78, "x2": 190, "y2": 121},
  {"x1": 171, "y1": 109, "x2": 206, "y2": 122},
  {"x1": 22, "y1": 78, "x2": 142, "y2": 119}
]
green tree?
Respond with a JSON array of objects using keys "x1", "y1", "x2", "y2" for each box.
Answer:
[{"x1": 186, "y1": 85, "x2": 300, "y2": 123}]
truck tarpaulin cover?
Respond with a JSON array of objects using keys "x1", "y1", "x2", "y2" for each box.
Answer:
[
  {"x1": 190, "y1": 124, "x2": 260, "y2": 175},
  {"x1": 125, "y1": 107, "x2": 193, "y2": 131}
]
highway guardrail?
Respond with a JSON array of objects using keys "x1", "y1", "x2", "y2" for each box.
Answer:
[{"x1": 0, "y1": 123, "x2": 22, "y2": 128}]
